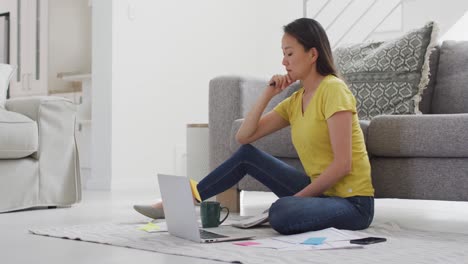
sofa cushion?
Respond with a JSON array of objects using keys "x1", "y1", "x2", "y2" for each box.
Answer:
[
  {"x1": 371, "y1": 157, "x2": 468, "y2": 201},
  {"x1": 431, "y1": 41, "x2": 468, "y2": 114},
  {"x1": 0, "y1": 109, "x2": 38, "y2": 159},
  {"x1": 334, "y1": 22, "x2": 438, "y2": 120},
  {"x1": 367, "y1": 114, "x2": 468, "y2": 157}
]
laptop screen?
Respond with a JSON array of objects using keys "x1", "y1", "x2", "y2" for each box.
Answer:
[{"x1": 157, "y1": 174, "x2": 201, "y2": 242}]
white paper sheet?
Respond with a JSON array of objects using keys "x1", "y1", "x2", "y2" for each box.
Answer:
[
  {"x1": 273, "y1": 227, "x2": 363, "y2": 244},
  {"x1": 244, "y1": 238, "x2": 297, "y2": 249},
  {"x1": 277, "y1": 240, "x2": 363, "y2": 251},
  {"x1": 233, "y1": 227, "x2": 365, "y2": 250}
]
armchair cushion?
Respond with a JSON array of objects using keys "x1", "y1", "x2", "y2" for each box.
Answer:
[{"x1": 0, "y1": 109, "x2": 38, "y2": 159}]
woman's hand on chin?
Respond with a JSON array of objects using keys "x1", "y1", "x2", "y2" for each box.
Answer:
[{"x1": 266, "y1": 74, "x2": 296, "y2": 97}]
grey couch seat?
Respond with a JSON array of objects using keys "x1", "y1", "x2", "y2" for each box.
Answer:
[
  {"x1": 0, "y1": 109, "x2": 38, "y2": 159},
  {"x1": 368, "y1": 114, "x2": 468, "y2": 157}
]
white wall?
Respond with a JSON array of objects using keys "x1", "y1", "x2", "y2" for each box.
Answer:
[
  {"x1": 304, "y1": 0, "x2": 468, "y2": 45},
  {"x1": 91, "y1": 0, "x2": 112, "y2": 189},
  {"x1": 48, "y1": 0, "x2": 91, "y2": 93},
  {"x1": 96, "y1": 0, "x2": 468, "y2": 192},
  {"x1": 441, "y1": 10, "x2": 468, "y2": 41},
  {"x1": 403, "y1": 0, "x2": 468, "y2": 39},
  {"x1": 309, "y1": 0, "x2": 404, "y2": 46},
  {"x1": 110, "y1": 0, "x2": 301, "y2": 190}
]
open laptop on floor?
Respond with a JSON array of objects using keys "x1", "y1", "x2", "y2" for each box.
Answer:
[{"x1": 157, "y1": 173, "x2": 254, "y2": 243}]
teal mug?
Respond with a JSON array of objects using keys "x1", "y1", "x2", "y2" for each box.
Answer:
[{"x1": 200, "y1": 201, "x2": 230, "y2": 228}]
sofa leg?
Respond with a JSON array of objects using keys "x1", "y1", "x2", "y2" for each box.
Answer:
[{"x1": 216, "y1": 188, "x2": 240, "y2": 213}]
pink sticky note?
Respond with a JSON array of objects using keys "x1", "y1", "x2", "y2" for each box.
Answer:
[{"x1": 233, "y1": 241, "x2": 261, "y2": 246}]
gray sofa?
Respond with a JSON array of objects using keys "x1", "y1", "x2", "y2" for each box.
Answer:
[
  {"x1": 209, "y1": 40, "x2": 468, "y2": 212},
  {"x1": 0, "y1": 96, "x2": 81, "y2": 213}
]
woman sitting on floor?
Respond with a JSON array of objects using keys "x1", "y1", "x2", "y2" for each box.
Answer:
[{"x1": 135, "y1": 17, "x2": 375, "y2": 235}]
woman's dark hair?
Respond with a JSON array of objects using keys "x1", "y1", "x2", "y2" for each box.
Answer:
[{"x1": 284, "y1": 18, "x2": 337, "y2": 77}]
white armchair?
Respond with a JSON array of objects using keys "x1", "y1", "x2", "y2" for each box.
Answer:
[{"x1": 0, "y1": 96, "x2": 81, "y2": 212}]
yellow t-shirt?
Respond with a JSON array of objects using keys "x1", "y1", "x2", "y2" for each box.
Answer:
[{"x1": 274, "y1": 75, "x2": 374, "y2": 197}]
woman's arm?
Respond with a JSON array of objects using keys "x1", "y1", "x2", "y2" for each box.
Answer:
[
  {"x1": 294, "y1": 110, "x2": 353, "y2": 197},
  {"x1": 236, "y1": 75, "x2": 292, "y2": 144},
  {"x1": 236, "y1": 108, "x2": 289, "y2": 145}
]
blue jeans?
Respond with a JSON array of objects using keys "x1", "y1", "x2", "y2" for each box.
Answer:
[{"x1": 197, "y1": 144, "x2": 374, "y2": 235}]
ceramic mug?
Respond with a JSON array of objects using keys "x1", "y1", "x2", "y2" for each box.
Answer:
[{"x1": 200, "y1": 201, "x2": 229, "y2": 228}]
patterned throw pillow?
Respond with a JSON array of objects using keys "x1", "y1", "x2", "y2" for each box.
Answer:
[
  {"x1": 334, "y1": 22, "x2": 438, "y2": 120},
  {"x1": 0, "y1": 64, "x2": 15, "y2": 109}
]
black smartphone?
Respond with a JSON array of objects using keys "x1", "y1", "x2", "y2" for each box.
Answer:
[{"x1": 349, "y1": 237, "x2": 387, "y2": 245}]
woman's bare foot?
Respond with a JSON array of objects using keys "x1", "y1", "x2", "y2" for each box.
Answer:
[
  {"x1": 151, "y1": 201, "x2": 163, "y2": 209},
  {"x1": 133, "y1": 204, "x2": 165, "y2": 219}
]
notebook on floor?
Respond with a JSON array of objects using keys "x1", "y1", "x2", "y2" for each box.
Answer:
[{"x1": 157, "y1": 173, "x2": 254, "y2": 243}]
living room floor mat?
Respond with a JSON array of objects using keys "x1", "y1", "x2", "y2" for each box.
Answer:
[{"x1": 29, "y1": 221, "x2": 468, "y2": 264}]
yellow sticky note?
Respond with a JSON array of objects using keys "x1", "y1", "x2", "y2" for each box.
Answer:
[{"x1": 138, "y1": 222, "x2": 160, "y2": 232}]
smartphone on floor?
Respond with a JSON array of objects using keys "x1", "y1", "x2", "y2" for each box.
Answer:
[{"x1": 350, "y1": 237, "x2": 387, "y2": 245}]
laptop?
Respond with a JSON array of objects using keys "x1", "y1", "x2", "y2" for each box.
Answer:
[{"x1": 157, "y1": 173, "x2": 254, "y2": 243}]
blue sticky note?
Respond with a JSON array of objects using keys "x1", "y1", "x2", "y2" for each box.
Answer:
[{"x1": 302, "y1": 237, "x2": 326, "y2": 245}]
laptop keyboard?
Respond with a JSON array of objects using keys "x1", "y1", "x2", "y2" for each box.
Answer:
[{"x1": 199, "y1": 229, "x2": 228, "y2": 239}]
